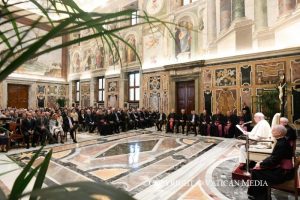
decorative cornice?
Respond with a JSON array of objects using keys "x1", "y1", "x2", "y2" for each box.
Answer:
[{"x1": 163, "y1": 60, "x2": 205, "y2": 70}]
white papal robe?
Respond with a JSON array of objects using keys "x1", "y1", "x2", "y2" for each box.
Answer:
[{"x1": 239, "y1": 119, "x2": 272, "y2": 163}]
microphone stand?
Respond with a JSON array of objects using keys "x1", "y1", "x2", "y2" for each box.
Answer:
[{"x1": 245, "y1": 134, "x2": 251, "y2": 176}]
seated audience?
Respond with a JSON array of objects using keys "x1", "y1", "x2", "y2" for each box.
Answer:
[
  {"x1": 49, "y1": 114, "x2": 64, "y2": 144},
  {"x1": 21, "y1": 113, "x2": 37, "y2": 148},
  {"x1": 155, "y1": 110, "x2": 166, "y2": 131},
  {"x1": 223, "y1": 111, "x2": 238, "y2": 138},
  {"x1": 211, "y1": 109, "x2": 225, "y2": 137},
  {"x1": 176, "y1": 109, "x2": 187, "y2": 134},
  {"x1": 85, "y1": 109, "x2": 95, "y2": 133},
  {"x1": 187, "y1": 110, "x2": 199, "y2": 136},
  {"x1": 166, "y1": 108, "x2": 176, "y2": 133},
  {"x1": 63, "y1": 111, "x2": 77, "y2": 143},
  {"x1": 36, "y1": 112, "x2": 56, "y2": 146},
  {"x1": 199, "y1": 109, "x2": 211, "y2": 136}
]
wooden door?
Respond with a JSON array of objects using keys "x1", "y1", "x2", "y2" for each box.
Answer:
[
  {"x1": 176, "y1": 81, "x2": 195, "y2": 114},
  {"x1": 7, "y1": 84, "x2": 29, "y2": 108}
]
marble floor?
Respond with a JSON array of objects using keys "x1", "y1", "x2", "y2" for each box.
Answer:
[{"x1": 0, "y1": 128, "x2": 296, "y2": 199}]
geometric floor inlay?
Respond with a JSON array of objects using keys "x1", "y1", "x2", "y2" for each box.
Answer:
[
  {"x1": 4, "y1": 129, "x2": 296, "y2": 200},
  {"x1": 97, "y1": 139, "x2": 159, "y2": 157}
]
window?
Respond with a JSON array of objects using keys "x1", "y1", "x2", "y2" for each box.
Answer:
[
  {"x1": 98, "y1": 77, "x2": 105, "y2": 102},
  {"x1": 129, "y1": 72, "x2": 140, "y2": 102},
  {"x1": 131, "y1": 11, "x2": 138, "y2": 26},
  {"x1": 75, "y1": 80, "x2": 80, "y2": 103}
]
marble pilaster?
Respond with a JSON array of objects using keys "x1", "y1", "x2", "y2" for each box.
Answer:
[
  {"x1": 232, "y1": 0, "x2": 245, "y2": 21},
  {"x1": 90, "y1": 78, "x2": 95, "y2": 106},
  {"x1": 207, "y1": 0, "x2": 217, "y2": 43},
  {"x1": 254, "y1": 0, "x2": 268, "y2": 30},
  {"x1": 119, "y1": 71, "x2": 126, "y2": 108},
  {"x1": 220, "y1": 0, "x2": 232, "y2": 31},
  {"x1": 68, "y1": 81, "x2": 73, "y2": 107}
]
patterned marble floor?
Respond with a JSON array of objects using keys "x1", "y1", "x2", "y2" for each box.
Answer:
[{"x1": 0, "y1": 128, "x2": 296, "y2": 199}]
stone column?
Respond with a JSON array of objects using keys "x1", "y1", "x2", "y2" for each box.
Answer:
[
  {"x1": 90, "y1": 78, "x2": 95, "y2": 107},
  {"x1": 220, "y1": 0, "x2": 232, "y2": 31},
  {"x1": 207, "y1": 0, "x2": 217, "y2": 43},
  {"x1": 278, "y1": 0, "x2": 296, "y2": 16},
  {"x1": 254, "y1": 0, "x2": 268, "y2": 30},
  {"x1": 232, "y1": 0, "x2": 245, "y2": 21},
  {"x1": 68, "y1": 81, "x2": 73, "y2": 107}
]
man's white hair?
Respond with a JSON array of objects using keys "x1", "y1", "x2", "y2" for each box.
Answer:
[
  {"x1": 272, "y1": 124, "x2": 287, "y2": 135},
  {"x1": 254, "y1": 112, "x2": 265, "y2": 119},
  {"x1": 280, "y1": 117, "x2": 289, "y2": 123}
]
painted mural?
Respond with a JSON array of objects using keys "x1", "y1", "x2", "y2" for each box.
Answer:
[
  {"x1": 143, "y1": 31, "x2": 164, "y2": 65},
  {"x1": 95, "y1": 47, "x2": 105, "y2": 69},
  {"x1": 215, "y1": 68, "x2": 237, "y2": 86},
  {"x1": 255, "y1": 61, "x2": 285, "y2": 85},
  {"x1": 175, "y1": 16, "x2": 193, "y2": 59},
  {"x1": 125, "y1": 34, "x2": 137, "y2": 63},
  {"x1": 291, "y1": 60, "x2": 300, "y2": 83},
  {"x1": 216, "y1": 89, "x2": 237, "y2": 114},
  {"x1": 108, "y1": 41, "x2": 120, "y2": 66},
  {"x1": 0, "y1": 22, "x2": 63, "y2": 78},
  {"x1": 146, "y1": 0, "x2": 164, "y2": 15}
]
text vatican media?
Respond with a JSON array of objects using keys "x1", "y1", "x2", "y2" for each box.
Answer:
[{"x1": 147, "y1": 180, "x2": 268, "y2": 187}]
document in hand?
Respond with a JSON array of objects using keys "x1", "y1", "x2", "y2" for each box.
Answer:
[{"x1": 236, "y1": 125, "x2": 245, "y2": 134}]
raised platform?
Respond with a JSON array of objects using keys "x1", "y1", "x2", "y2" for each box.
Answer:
[{"x1": 232, "y1": 165, "x2": 251, "y2": 181}]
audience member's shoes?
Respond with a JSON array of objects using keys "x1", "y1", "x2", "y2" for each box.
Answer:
[
  {"x1": 73, "y1": 140, "x2": 77, "y2": 143},
  {"x1": 238, "y1": 163, "x2": 246, "y2": 170},
  {"x1": 26, "y1": 146, "x2": 30, "y2": 149},
  {"x1": 32, "y1": 145, "x2": 36, "y2": 148},
  {"x1": 61, "y1": 141, "x2": 64, "y2": 144},
  {"x1": 194, "y1": 134, "x2": 197, "y2": 136}
]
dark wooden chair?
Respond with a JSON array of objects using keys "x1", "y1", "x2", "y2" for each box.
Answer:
[{"x1": 268, "y1": 156, "x2": 300, "y2": 200}]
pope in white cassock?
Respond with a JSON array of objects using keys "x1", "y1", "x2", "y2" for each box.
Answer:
[{"x1": 239, "y1": 112, "x2": 273, "y2": 167}]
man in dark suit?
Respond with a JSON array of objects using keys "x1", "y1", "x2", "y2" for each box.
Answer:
[
  {"x1": 85, "y1": 109, "x2": 95, "y2": 133},
  {"x1": 36, "y1": 112, "x2": 56, "y2": 146},
  {"x1": 137, "y1": 108, "x2": 145, "y2": 129},
  {"x1": 21, "y1": 113, "x2": 36, "y2": 149},
  {"x1": 129, "y1": 109, "x2": 138, "y2": 130},
  {"x1": 155, "y1": 111, "x2": 166, "y2": 131},
  {"x1": 199, "y1": 109, "x2": 211, "y2": 136},
  {"x1": 107, "y1": 109, "x2": 117, "y2": 134},
  {"x1": 112, "y1": 108, "x2": 121, "y2": 133},
  {"x1": 63, "y1": 111, "x2": 77, "y2": 143},
  {"x1": 176, "y1": 109, "x2": 187, "y2": 134},
  {"x1": 187, "y1": 110, "x2": 199, "y2": 136}
]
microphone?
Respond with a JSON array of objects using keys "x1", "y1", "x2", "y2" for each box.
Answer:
[{"x1": 242, "y1": 121, "x2": 252, "y2": 126}]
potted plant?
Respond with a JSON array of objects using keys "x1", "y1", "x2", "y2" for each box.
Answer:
[{"x1": 56, "y1": 98, "x2": 66, "y2": 108}]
